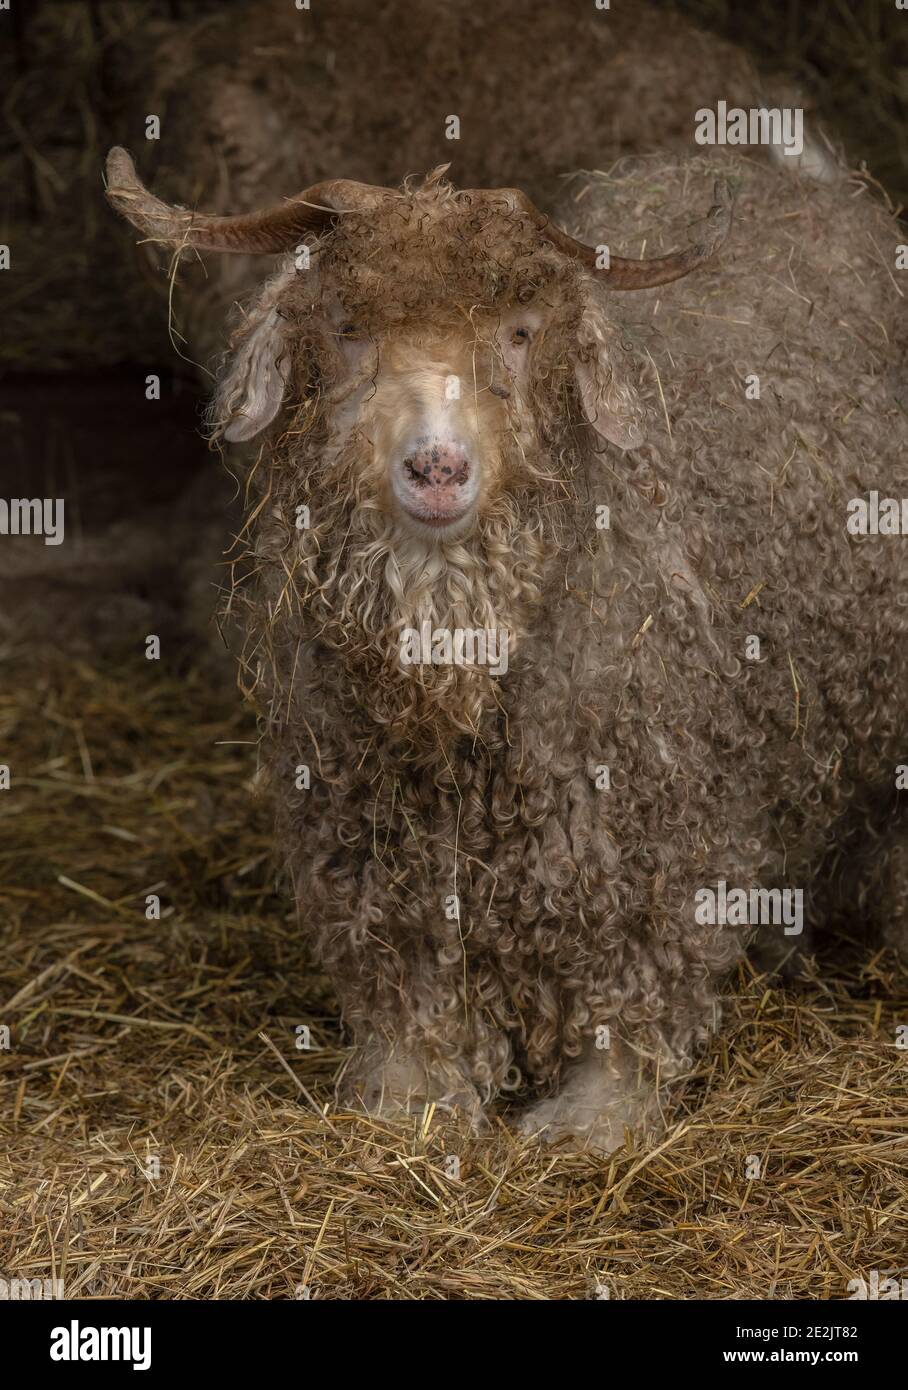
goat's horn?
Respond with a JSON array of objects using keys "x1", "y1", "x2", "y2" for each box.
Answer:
[
  {"x1": 104, "y1": 147, "x2": 386, "y2": 253},
  {"x1": 500, "y1": 181, "x2": 733, "y2": 290}
]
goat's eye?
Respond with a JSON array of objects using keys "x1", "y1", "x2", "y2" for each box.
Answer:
[
  {"x1": 511, "y1": 327, "x2": 531, "y2": 347},
  {"x1": 338, "y1": 322, "x2": 359, "y2": 338}
]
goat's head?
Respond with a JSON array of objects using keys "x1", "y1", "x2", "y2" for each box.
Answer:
[
  {"x1": 107, "y1": 150, "x2": 730, "y2": 738},
  {"x1": 106, "y1": 149, "x2": 730, "y2": 542}
]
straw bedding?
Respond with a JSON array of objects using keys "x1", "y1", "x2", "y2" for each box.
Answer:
[{"x1": 1, "y1": 658, "x2": 904, "y2": 1299}]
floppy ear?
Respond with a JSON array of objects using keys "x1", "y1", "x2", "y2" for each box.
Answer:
[
  {"x1": 218, "y1": 308, "x2": 289, "y2": 442},
  {"x1": 572, "y1": 291, "x2": 645, "y2": 451},
  {"x1": 212, "y1": 263, "x2": 295, "y2": 443}
]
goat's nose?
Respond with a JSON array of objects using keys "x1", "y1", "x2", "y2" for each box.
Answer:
[{"x1": 403, "y1": 442, "x2": 471, "y2": 489}]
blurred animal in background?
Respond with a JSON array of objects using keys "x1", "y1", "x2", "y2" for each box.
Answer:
[{"x1": 113, "y1": 0, "x2": 837, "y2": 369}]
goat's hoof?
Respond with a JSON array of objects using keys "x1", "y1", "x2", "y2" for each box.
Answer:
[{"x1": 516, "y1": 1091, "x2": 650, "y2": 1155}]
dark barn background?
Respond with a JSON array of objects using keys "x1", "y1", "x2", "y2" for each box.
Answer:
[
  {"x1": 1, "y1": 0, "x2": 906, "y2": 656},
  {"x1": 3, "y1": 0, "x2": 907, "y2": 655},
  {"x1": 0, "y1": 0, "x2": 905, "y2": 1300}
]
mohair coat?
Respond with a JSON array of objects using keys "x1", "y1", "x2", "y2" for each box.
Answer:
[{"x1": 227, "y1": 154, "x2": 908, "y2": 1110}]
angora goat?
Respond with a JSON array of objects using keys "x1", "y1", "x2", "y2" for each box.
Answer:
[{"x1": 107, "y1": 146, "x2": 908, "y2": 1150}]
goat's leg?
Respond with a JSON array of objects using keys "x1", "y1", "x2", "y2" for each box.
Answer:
[
  {"x1": 517, "y1": 1036, "x2": 665, "y2": 1154},
  {"x1": 340, "y1": 1034, "x2": 484, "y2": 1127}
]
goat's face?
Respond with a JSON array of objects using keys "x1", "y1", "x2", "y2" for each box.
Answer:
[
  {"x1": 320, "y1": 302, "x2": 549, "y2": 540},
  {"x1": 106, "y1": 152, "x2": 726, "y2": 732},
  {"x1": 213, "y1": 185, "x2": 648, "y2": 547},
  {"x1": 107, "y1": 155, "x2": 729, "y2": 554}
]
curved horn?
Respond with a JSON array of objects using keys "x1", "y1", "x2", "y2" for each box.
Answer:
[
  {"x1": 496, "y1": 181, "x2": 733, "y2": 290},
  {"x1": 104, "y1": 147, "x2": 387, "y2": 253}
]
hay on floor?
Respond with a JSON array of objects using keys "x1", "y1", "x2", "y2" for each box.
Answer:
[{"x1": 0, "y1": 658, "x2": 905, "y2": 1299}]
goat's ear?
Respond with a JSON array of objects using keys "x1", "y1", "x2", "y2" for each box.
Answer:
[
  {"x1": 216, "y1": 305, "x2": 289, "y2": 443},
  {"x1": 211, "y1": 263, "x2": 299, "y2": 443},
  {"x1": 572, "y1": 293, "x2": 645, "y2": 451}
]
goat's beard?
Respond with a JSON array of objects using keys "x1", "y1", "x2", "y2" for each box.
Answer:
[
  {"x1": 251, "y1": 427, "x2": 565, "y2": 756},
  {"x1": 301, "y1": 504, "x2": 547, "y2": 748},
  {"x1": 362, "y1": 508, "x2": 546, "y2": 742}
]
